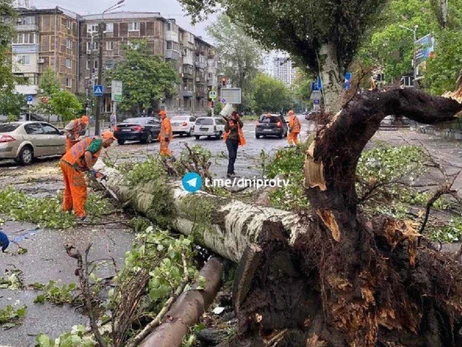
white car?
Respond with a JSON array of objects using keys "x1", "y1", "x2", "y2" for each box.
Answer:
[
  {"x1": 192, "y1": 117, "x2": 226, "y2": 140},
  {"x1": 171, "y1": 115, "x2": 196, "y2": 136}
]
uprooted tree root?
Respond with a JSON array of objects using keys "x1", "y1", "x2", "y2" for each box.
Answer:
[{"x1": 232, "y1": 218, "x2": 462, "y2": 347}]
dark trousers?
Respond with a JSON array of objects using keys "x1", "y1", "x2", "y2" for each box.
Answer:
[{"x1": 226, "y1": 139, "x2": 239, "y2": 175}]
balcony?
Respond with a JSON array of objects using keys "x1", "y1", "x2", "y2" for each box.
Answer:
[
  {"x1": 183, "y1": 55, "x2": 194, "y2": 66},
  {"x1": 196, "y1": 89, "x2": 206, "y2": 98},
  {"x1": 165, "y1": 49, "x2": 180, "y2": 60},
  {"x1": 182, "y1": 90, "x2": 193, "y2": 98},
  {"x1": 195, "y1": 61, "x2": 207, "y2": 70},
  {"x1": 195, "y1": 76, "x2": 205, "y2": 85},
  {"x1": 207, "y1": 79, "x2": 214, "y2": 87},
  {"x1": 165, "y1": 31, "x2": 179, "y2": 43},
  {"x1": 182, "y1": 71, "x2": 193, "y2": 79},
  {"x1": 16, "y1": 24, "x2": 39, "y2": 32},
  {"x1": 12, "y1": 44, "x2": 39, "y2": 54}
]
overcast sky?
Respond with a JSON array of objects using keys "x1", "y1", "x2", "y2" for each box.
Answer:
[{"x1": 31, "y1": 0, "x2": 215, "y2": 42}]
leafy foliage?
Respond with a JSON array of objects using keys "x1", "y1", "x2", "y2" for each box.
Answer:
[
  {"x1": 207, "y1": 15, "x2": 262, "y2": 110},
  {"x1": 263, "y1": 143, "x2": 310, "y2": 210},
  {"x1": 36, "y1": 325, "x2": 96, "y2": 347},
  {"x1": 33, "y1": 281, "x2": 80, "y2": 305},
  {"x1": 0, "y1": 90, "x2": 26, "y2": 118},
  {"x1": 250, "y1": 73, "x2": 293, "y2": 114},
  {"x1": 109, "y1": 40, "x2": 179, "y2": 114},
  {"x1": 429, "y1": 218, "x2": 462, "y2": 243},
  {"x1": 0, "y1": 304, "x2": 27, "y2": 328},
  {"x1": 0, "y1": 269, "x2": 24, "y2": 290},
  {"x1": 0, "y1": 0, "x2": 16, "y2": 91}
]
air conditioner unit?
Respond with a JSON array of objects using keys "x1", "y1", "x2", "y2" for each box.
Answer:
[{"x1": 38, "y1": 58, "x2": 45, "y2": 63}]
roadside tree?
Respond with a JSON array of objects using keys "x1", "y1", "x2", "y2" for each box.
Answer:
[
  {"x1": 250, "y1": 73, "x2": 292, "y2": 114},
  {"x1": 109, "y1": 40, "x2": 179, "y2": 114}
]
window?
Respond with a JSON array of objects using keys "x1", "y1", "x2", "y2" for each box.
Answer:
[
  {"x1": 66, "y1": 78, "x2": 72, "y2": 88},
  {"x1": 105, "y1": 60, "x2": 114, "y2": 70},
  {"x1": 13, "y1": 32, "x2": 37, "y2": 44},
  {"x1": 127, "y1": 41, "x2": 139, "y2": 49},
  {"x1": 66, "y1": 19, "x2": 72, "y2": 30},
  {"x1": 65, "y1": 58, "x2": 71, "y2": 68},
  {"x1": 167, "y1": 22, "x2": 172, "y2": 31},
  {"x1": 17, "y1": 55, "x2": 30, "y2": 65},
  {"x1": 94, "y1": 60, "x2": 98, "y2": 69},
  {"x1": 87, "y1": 24, "x2": 98, "y2": 33},
  {"x1": 128, "y1": 22, "x2": 139, "y2": 31},
  {"x1": 105, "y1": 23, "x2": 113, "y2": 32},
  {"x1": 41, "y1": 124, "x2": 59, "y2": 135},
  {"x1": 86, "y1": 60, "x2": 90, "y2": 70},
  {"x1": 189, "y1": 33, "x2": 194, "y2": 43},
  {"x1": 18, "y1": 16, "x2": 35, "y2": 25},
  {"x1": 66, "y1": 39, "x2": 72, "y2": 50},
  {"x1": 24, "y1": 123, "x2": 44, "y2": 135},
  {"x1": 106, "y1": 41, "x2": 114, "y2": 50},
  {"x1": 86, "y1": 41, "x2": 99, "y2": 52}
]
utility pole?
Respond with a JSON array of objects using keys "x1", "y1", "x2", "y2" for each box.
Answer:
[
  {"x1": 399, "y1": 24, "x2": 418, "y2": 87},
  {"x1": 95, "y1": 0, "x2": 125, "y2": 135},
  {"x1": 95, "y1": 21, "x2": 104, "y2": 135}
]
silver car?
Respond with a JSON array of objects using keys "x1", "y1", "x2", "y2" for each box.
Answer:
[{"x1": 0, "y1": 121, "x2": 66, "y2": 165}]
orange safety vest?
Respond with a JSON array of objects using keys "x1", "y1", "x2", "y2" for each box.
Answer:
[
  {"x1": 61, "y1": 137, "x2": 102, "y2": 171},
  {"x1": 159, "y1": 117, "x2": 173, "y2": 140},
  {"x1": 289, "y1": 115, "x2": 301, "y2": 133},
  {"x1": 223, "y1": 121, "x2": 246, "y2": 146},
  {"x1": 67, "y1": 119, "x2": 87, "y2": 140}
]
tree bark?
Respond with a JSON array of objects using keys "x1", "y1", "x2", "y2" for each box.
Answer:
[{"x1": 318, "y1": 42, "x2": 343, "y2": 113}]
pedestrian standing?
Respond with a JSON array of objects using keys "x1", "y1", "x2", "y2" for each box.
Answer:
[
  {"x1": 287, "y1": 110, "x2": 301, "y2": 146},
  {"x1": 158, "y1": 110, "x2": 173, "y2": 157},
  {"x1": 64, "y1": 115, "x2": 90, "y2": 152},
  {"x1": 223, "y1": 111, "x2": 245, "y2": 178},
  {"x1": 59, "y1": 131, "x2": 116, "y2": 220},
  {"x1": 110, "y1": 112, "x2": 117, "y2": 131}
]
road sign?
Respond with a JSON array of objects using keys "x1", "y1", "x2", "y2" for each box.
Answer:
[
  {"x1": 310, "y1": 90, "x2": 322, "y2": 101},
  {"x1": 344, "y1": 72, "x2": 352, "y2": 90},
  {"x1": 312, "y1": 77, "x2": 322, "y2": 91},
  {"x1": 220, "y1": 88, "x2": 241, "y2": 104},
  {"x1": 208, "y1": 91, "x2": 217, "y2": 99},
  {"x1": 26, "y1": 95, "x2": 33, "y2": 104},
  {"x1": 93, "y1": 85, "x2": 104, "y2": 96},
  {"x1": 313, "y1": 99, "x2": 320, "y2": 105},
  {"x1": 111, "y1": 80, "x2": 123, "y2": 102}
]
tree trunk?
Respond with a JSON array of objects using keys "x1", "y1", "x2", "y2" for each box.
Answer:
[
  {"x1": 97, "y1": 88, "x2": 462, "y2": 346},
  {"x1": 318, "y1": 42, "x2": 343, "y2": 113}
]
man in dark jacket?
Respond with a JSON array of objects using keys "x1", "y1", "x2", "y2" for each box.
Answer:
[{"x1": 224, "y1": 112, "x2": 244, "y2": 178}]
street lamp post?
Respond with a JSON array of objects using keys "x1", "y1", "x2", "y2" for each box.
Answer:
[
  {"x1": 399, "y1": 24, "x2": 418, "y2": 87},
  {"x1": 95, "y1": 0, "x2": 125, "y2": 135}
]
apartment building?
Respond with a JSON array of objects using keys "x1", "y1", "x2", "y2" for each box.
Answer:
[
  {"x1": 12, "y1": 7, "x2": 80, "y2": 98},
  {"x1": 78, "y1": 12, "x2": 166, "y2": 114},
  {"x1": 8, "y1": 6, "x2": 220, "y2": 114},
  {"x1": 273, "y1": 54, "x2": 296, "y2": 87}
]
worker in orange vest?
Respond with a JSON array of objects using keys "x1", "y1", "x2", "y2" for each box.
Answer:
[
  {"x1": 223, "y1": 111, "x2": 246, "y2": 178},
  {"x1": 287, "y1": 110, "x2": 301, "y2": 146},
  {"x1": 158, "y1": 110, "x2": 173, "y2": 157},
  {"x1": 59, "y1": 131, "x2": 116, "y2": 220},
  {"x1": 64, "y1": 115, "x2": 90, "y2": 151}
]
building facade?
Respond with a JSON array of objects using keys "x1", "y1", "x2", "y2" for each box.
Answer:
[
  {"x1": 8, "y1": 7, "x2": 220, "y2": 115},
  {"x1": 273, "y1": 54, "x2": 296, "y2": 87},
  {"x1": 12, "y1": 7, "x2": 80, "y2": 98}
]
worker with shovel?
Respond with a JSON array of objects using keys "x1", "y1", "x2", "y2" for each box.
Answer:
[{"x1": 59, "y1": 131, "x2": 115, "y2": 221}]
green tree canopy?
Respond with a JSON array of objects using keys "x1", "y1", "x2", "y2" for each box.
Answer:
[
  {"x1": 109, "y1": 40, "x2": 179, "y2": 114},
  {"x1": 0, "y1": 90, "x2": 25, "y2": 118},
  {"x1": 207, "y1": 15, "x2": 262, "y2": 110},
  {"x1": 250, "y1": 73, "x2": 293, "y2": 115},
  {"x1": 0, "y1": 0, "x2": 16, "y2": 91}
]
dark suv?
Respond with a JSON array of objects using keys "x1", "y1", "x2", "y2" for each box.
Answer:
[{"x1": 255, "y1": 114, "x2": 288, "y2": 139}]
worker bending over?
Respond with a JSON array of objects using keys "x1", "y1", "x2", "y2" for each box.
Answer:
[
  {"x1": 59, "y1": 131, "x2": 115, "y2": 220},
  {"x1": 64, "y1": 115, "x2": 90, "y2": 151}
]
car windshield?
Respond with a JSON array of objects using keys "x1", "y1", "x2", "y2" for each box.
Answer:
[
  {"x1": 0, "y1": 124, "x2": 20, "y2": 133},
  {"x1": 123, "y1": 118, "x2": 155, "y2": 124},
  {"x1": 259, "y1": 116, "x2": 279, "y2": 123},
  {"x1": 196, "y1": 118, "x2": 214, "y2": 125}
]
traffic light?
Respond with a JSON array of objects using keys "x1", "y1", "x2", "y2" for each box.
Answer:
[{"x1": 221, "y1": 78, "x2": 226, "y2": 87}]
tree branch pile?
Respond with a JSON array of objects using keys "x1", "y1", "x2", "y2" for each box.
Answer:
[{"x1": 96, "y1": 87, "x2": 462, "y2": 347}]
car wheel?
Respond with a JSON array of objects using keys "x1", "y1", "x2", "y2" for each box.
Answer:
[
  {"x1": 215, "y1": 131, "x2": 223, "y2": 139},
  {"x1": 278, "y1": 132, "x2": 283, "y2": 139},
  {"x1": 146, "y1": 133, "x2": 153, "y2": 143},
  {"x1": 195, "y1": 135, "x2": 201, "y2": 140},
  {"x1": 17, "y1": 145, "x2": 33, "y2": 165},
  {"x1": 186, "y1": 130, "x2": 191, "y2": 137},
  {"x1": 117, "y1": 139, "x2": 125, "y2": 145}
]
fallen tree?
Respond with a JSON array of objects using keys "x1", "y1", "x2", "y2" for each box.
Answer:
[{"x1": 96, "y1": 87, "x2": 462, "y2": 347}]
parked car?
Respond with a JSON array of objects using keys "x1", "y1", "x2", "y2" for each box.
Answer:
[
  {"x1": 192, "y1": 117, "x2": 226, "y2": 140},
  {"x1": 171, "y1": 115, "x2": 196, "y2": 136},
  {"x1": 255, "y1": 114, "x2": 288, "y2": 139},
  {"x1": 0, "y1": 121, "x2": 65, "y2": 165},
  {"x1": 113, "y1": 117, "x2": 161, "y2": 145},
  {"x1": 305, "y1": 110, "x2": 321, "y2": 120}
]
